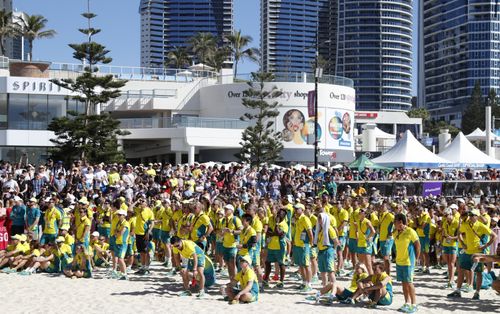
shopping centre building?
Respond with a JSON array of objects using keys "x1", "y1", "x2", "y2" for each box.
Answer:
[{"x1": 0, "y1": 57, "x2": 421, "y2": 165}]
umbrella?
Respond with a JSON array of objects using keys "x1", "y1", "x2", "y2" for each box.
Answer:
[{"x1": 189, "y1": 63, "x2": 214, "y2": 71}]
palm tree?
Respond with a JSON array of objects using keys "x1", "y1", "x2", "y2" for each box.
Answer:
[
  {"x1": 188, "y1": 32, "x2": 217, "y2": 65},
  {"x1": 0, "y1": 10, "x2": 20, "y2": 56},
  {"x1": 226, "y1": 30, "x2": 258, "y2": 78},
  {"x1": 206, "y1": 46, "x2": 231, "y2": 72},
  {"x1": 19, "y1": 13, "x2": 56, "y2": 61},
  {"x1": 165, "y1": 47, "x2": 191, "y2": 68}
]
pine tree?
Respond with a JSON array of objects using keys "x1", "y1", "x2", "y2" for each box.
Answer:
[
  {"x1": 236, "y1": 72, "x2": 283, "y2": 166},
  {"x1": 461, "y1": 81, "x2": 485, "y2": 134},
  {"x1": 49, "y1": 5, "x2": 128, "y2": 164}
]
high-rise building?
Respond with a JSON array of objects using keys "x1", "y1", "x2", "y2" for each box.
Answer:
[
  {"x1": 0, "y1": 1, "x2": 29, "y2": 61},
  {"x1": 336, "y1": 0, "x2": 413, "y2": 111},
  {"x1": 260, "y1": 0, "x2": 332, "y2": 75},
  {"x1": 140, "y1": 0, "x2": 234, "y2": 68},
  {"x1": 423, "y1": 0, "x2": 500, "y2": 125}
]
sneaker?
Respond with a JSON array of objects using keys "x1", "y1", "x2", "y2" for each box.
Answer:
[
  {"x1": 444, "y1": 282, "x2": 455, "y2": 289},
  {"x1": 398, "y1": 304, "x2": 410, "y2": 312},
  {"x1": 197, "y1": 291, "x2": 206, "y2": 298},
  {"x1": 275, "y1": 281, "x2": 284, "y2": 289},
  {"x1": 407, "y1": 305, "x2": 418, "y2": 313},
  {"x1": 447, "y1": 290, "x2": 461, "y2": 298},
  {"x1": 179, "y1": 290, "x2": 192, "y2": 297},
  {"x1": 460, "y1": 284, "x2": 473, "y2": 293},
  {"x1": 423, "y1": 268, "x2": 430, "y2": 274},
  {"x1": 134, "y1": 268, "x2": 146, "y2": 275},
  {"x1": 18, "y1": 270, "x2": 32, "y2": 276},
  {"x1": 300, "y1": 285, "x2": 312, "y2": 293},
  {"x1": 263, "y1": 280, "x2": 270, "y2": 288},
  {"x1": 472, "y1": 292, "x2": 479, "y2": 300},
  {"x1": 366, "y1": 301, "x2": 377, "y2": 309},
  {"x1": 296, "y1": 283, "x2": 305, "y2": 290},
  {"x1": 220, "y1": 269, "x2": 229, "y2": 277},
  {"x1": 340, "y1": 297, "x2": 355, "y2": 305},
  {"x1": 118, "y1": 275, "x2": 129, "y2": 281},
  {"x1": 338, "y1": 269, "x2": 347, "y2": 277},
  {"x1": 311, "y1": 275, "x2": 319, "y2": 284},
  {"x1": 415, "y1": 268, "x2": 423, "y2": 273},
  {"x1": 2, "y1": 267, "x2": 13, "y2": 273}
]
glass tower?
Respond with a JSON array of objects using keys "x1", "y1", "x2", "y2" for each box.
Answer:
[
  {"x1": 260, "y1": 0, "x2": 332, "y2": 75},
  {"x1": 423, "y1": 0, "x2": 500, "y2": 124},
  {"x1": 140, "y1": 0, "x2": 234, "y2": 68},
  {"x1": 336, "y1": 0, "x2": 413, "y2": 111}
]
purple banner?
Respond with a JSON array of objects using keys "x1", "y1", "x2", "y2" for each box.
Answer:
[
  {"x1": 422, "y1": 182, "x2": 442, "y2": 197},
  {"x1": 307, "y1": 90, "x2": 315, "y2": 117}
]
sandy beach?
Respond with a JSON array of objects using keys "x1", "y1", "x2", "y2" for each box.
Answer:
[{"x1": 2, "y1": 262, "x2": 498, "y2": 314}]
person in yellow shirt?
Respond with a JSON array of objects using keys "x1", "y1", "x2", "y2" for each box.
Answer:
[
  {"x1": 41, "y1": 201, "x2": 62, "y2": 244},
  {"x1": 190, "y1": 201, "x2": 213, "y2": 250},
  {"x1": 152, "y1": 200, "x2": 165, "y2": 255},
  {"x1": 448, "y1": 209, "x2": 497, "y2": 300},
  {"x1": 132, "y1": 197, "x2": 155, "y2": 275},
  {"x1": 126, "y1": 210, "x2": 137, "y2": 270},
  {"x1": 97, "y1": 200, "x2": 112, "y2": 239},
  {"x1": 348, "y1": 203, "x2": 360, "y2": 267},
  {"x1": 347, "y1": 262, "x2": 393, "y2": 308},
  {"x1": 442, "y1": 207, "x2": 459, "y2": 289},
  {"x1": 222, "y1": 204, "x2": 242, "y2": 281},
  {"x1": 171, "y1": 236, "x2": 207, "y2": 298},
  {"x1": 331, "y1": 200, "x2": 349, "y2": 275},
  {"x1": 394, "y1": 213, "x2": 420, "y2": 313},
  {"x1": 92, "y1": 232, "x2": 110, "y2": 267},
  {"x1": 224, "y1": 255, "x2": 259, "y2": 304},
  {"x1": 314, "y1": 212, "x2": 339, "y2": 290},
  {"x1": 159, "y1": 199, "x2": 173, "y2": 269},
  {"x1": 263, "y1": 208, "x2": 288, "y2": 288},
  {"x1": 213, "y1": 209, "x2": 226, "y2": 273},
  {"x1": 245, "y1": 203, "x2": 263, "y2": 278},
  {"x1": 293, "y1": 204, "x2": 314, "y2": 292},
  {"x1": 0, "y1": 234, "x2": 30, "y2": 271},
  {"x1": 114, "y1": 209, "x2": 130, "y2": 280},
  {"x1": 356, "y1": 208, "x2": 376, "y2": 275},
  {"x1": 108, "y1": 167, "x2": 120, "y2": 186},
  {"x1": 304, "y1": 203, "x2": 319, "y2": 284},
  {"x1": 75, "y1": 208, "x2": 91, "y2": 253},
  {"x1": 316, "y1": 262, "x2": 369, "y2": 303},
  {"x1": 378, "y1": 201, "x2": 395, "y2": 275},
  {"x1": 416, "y1": 207, "x2": 431, "y2": 273}
]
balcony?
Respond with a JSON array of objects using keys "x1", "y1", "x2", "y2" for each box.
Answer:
[{"x1": 119, "y1": 116, "x2": 249, "y2": 130}]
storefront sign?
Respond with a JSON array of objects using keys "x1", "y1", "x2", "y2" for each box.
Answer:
[{"x1": 6, "y1": 77, "x2": 70, "y2": 95}]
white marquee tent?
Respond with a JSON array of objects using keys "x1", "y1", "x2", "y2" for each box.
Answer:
[
  {"x1": 438, "y1": 132, "x2": 500, "y2": 168},
  {"x1": 372, "y1": 130, "x2": 449, "y2": 168},
  {"x1": 465, "y1": 128, "x2": 500, "y2": 141}
]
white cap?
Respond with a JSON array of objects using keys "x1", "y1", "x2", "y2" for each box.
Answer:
[
  {"x1": 13, "y1": 196, "x2": 22, "y2": 202},
  {"x1": 91, "y1": 231, "x2": 100, "y2": 237},
  {"x1": 116, "y1": 209, "x2": 127, "y2": 216},
  {"x1": 449, "y1": 204, "x2": 458, "y2": 210},
  {"x1": 224, "y1": 204, "x2": 235, "y2": 211},
  {"x1": 456, "y1": 198, "x2": 465, "y2": 204}
]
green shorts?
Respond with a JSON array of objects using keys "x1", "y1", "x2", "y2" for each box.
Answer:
[
  {"x1": 292, "y1": 245, "x2": 311, "y2": 267},
  {"x1": 370, "y1": 290, "x2": 393, "y2": 305},
  {"x1": 380, "y1": 239, "x2": 394, "y2": 257},
  {"x1": 41, "y1": 234, "x2": 57, "y2": 245},
  {"x1": 443, "y1": 245, "x2": 457, "y2": 255},
  {"x1": 187, "y1": 254, "x2": 205, "y2": 271},
  {"x1": 459, "y1": 253, "x2": 483, "y2": 273},
  {"x1": 348, "y1": 238, "x2": 357, "y2": 253},
  {"x1": 318, "y1": 247, "x2": 335, "y2": 273},
  {"x1": 114, "y1": 243, "x2": 127, "y2": 259},
  {"x1": 336, "y1": 289, "x2": 354, "y2": 301},
  {"x1": 161, "y1": 230, "x2": 171, "y2": 244},
  {"x1": 419, "y1": 237, "x2": 430, "y2": 253},
  {"x1": 222, "y1": 247, "x2": 237, "y2": 262},
  {"x1": 231, "y1": 288, "x2": 258, "y2": 302},
  {"x1": 267, "y1": 247, "x2": 286, "y2": 265},
  {"x1": 396, "y1": 265, "x2": 414, "y2": 283}
]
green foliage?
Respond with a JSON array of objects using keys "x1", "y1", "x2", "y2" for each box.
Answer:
[
  {"x1": 165, "y1": 47, "x2": 191, "y2": 68},
  {"x1": 0, "y1": 9, "x2": 20, "y2": 56},
  {"x1": 49, "y1": 8, "x2": 127, "y2": 163},
  {"x1": 407, "y1": 107, "x2": 459, "y2": 137},
  {"x1": 206, "y1": 46, "x2": 231, "y2": 72},
  {"x1": 225, "y1": 30, "x2": 258, "y2": 77},
  {"x1": 188, "y1": 32, "x2": 217, "y2": 65},
  {"x1": 18, "y1": 13, "x2": 56, "y2": 61},
  {"x1": 236, "y1": 72, "x2": 284, "y2": 166},
  {"x1": 461, "y1": 81, "x2": 485, "y2": 134},
  {"x1": 48, "y1": 112, "x2": 129, "y2": 165}
]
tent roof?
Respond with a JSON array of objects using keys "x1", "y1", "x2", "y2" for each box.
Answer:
[
  {"x1": 348, "y1": 155, "x2": 392, "y2": 171},
  {"x1": 371, "y1": 130, "x2": 449, "y2": 168},
  {"x1": 373, "y1": 127, "x2": 396, "y2": 139},
  {"x1": 189, "y1": 63, "x2": 214, "y2": 71},
  {"x1": 465, "y1": 128, "x2": 500, "y2": 141},
  {"x1": 438, "y1": 132, "x2": 500, "y2": 168}
]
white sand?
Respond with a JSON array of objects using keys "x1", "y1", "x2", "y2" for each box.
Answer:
[{"x1": 1, "y1": 263, "x2": 499, "y2": 314}]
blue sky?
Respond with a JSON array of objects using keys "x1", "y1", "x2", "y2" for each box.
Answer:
[{"x1": 14, "y1": 0, "x2": 416, "y2": 95}]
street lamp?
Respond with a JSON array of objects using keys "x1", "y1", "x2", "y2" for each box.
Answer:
[{"x1": 312, "y1": 36, "x2": 331, "y2": 170}]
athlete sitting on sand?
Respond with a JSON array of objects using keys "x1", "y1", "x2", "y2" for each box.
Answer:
[
  {"x1": 471, "y1": 243, "x2": 500, "y2": 294},
  {"x1": 0, "y1": 234, "x2": 30, "y2": 272},
  {"x1": 311, "y1": 262, "x2": 369, "y2": 304},
  {"x1": 224, "y1": 255, "x2": 259, "y2": 304},
  {"x1": 8, "y1": 240, "x2": 41, "y2": 273}
]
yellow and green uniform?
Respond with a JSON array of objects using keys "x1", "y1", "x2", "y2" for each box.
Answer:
[
  {"x1": 190, "y1": 212, "x2": 211, "y2": 244},
  {"x1": 153, "y1": 205, "x2": 165, "y2": 240},
  {"x1": 127, "y1": 216, "x2": 137, "y2": 256},
  {"x1": 42, "y1": 206, "x2": 62, "y2": 238},
  {"x1": 348, "y1": 208, "x2": 360, "y2": 252},
  {"x1": 172, "y1": 239, "x2": 205, "y2": 270},
  {"x1": 221, "y1": 214, "x2": 242, "y2": 262},
  {"x1": 238, "y1": 225, "x2": 257, "y2": 260},
  {"x1": 114, "y1": 219, "x2": 130, "y2": 258},
  {"x1": 293, "y1": 213, "x2": 312, "y2": 267},
  {"x1": 379, "y1": 211, "x2": 395, "y2": 256},
  {"x1": 176, "y1": 213, "x2": 193, "y2": 239},
  {"x1": 357, "y1": 217, "x2": 373, "y2": 254},
  {"x1": 266, "y1": 218, "x2": 288, "y2": 265},
  {"x1": 370, "y1": 271, "x2": 393, "y2": 305},
  {"x1": 317, "y1": 225, "x2": 337, "y2": 273},
  {"x1": 234, "y1": 267, "x2": 259, "y2": 301},
  {"x1": 76, "y1": 216, "x2": 91, "y2": 251},
  {"x1": 135, "y1": 207, "x2": 154, "y2": 236},
  {"x1": 97, "y1": 206, "x2": 111, "y2": 238},
  {"x1": 394, "y1": 226, "x2": 419, "y2": 283},
  {"x1": 160, "y1": 206, "x2": 173, "y2": 244},
  {"x1": 54, "y1": 243, "x2": 73, "y2": 271},
  {"x1": 61, "y1": 208, "x2": 72, "y2": 231}
]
